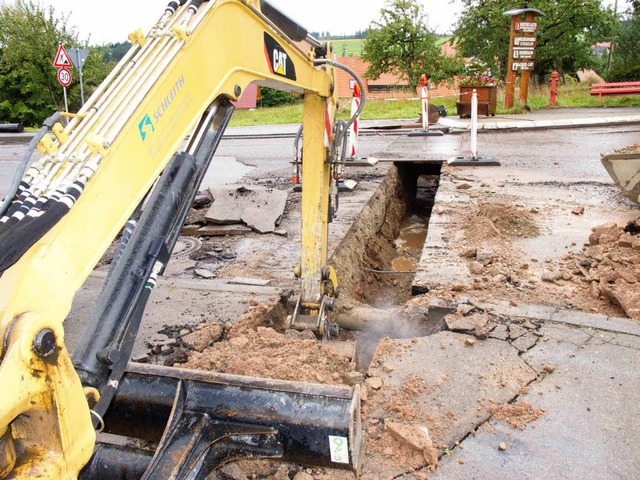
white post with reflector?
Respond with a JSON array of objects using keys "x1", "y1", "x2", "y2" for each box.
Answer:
[
  {"x1": 448, "y1": 88, "x2": 500, "y2": 166},
  {"x1": 347, "y1": 83, "x2": 361, "y2": 159},
  {"x1": 408, "y1": 74, "x2": 443, "y2": 137},
  {"x1": 421, "y1": 74, "x2": 429, "y2": 131},
  {"x1": 470, "y1": 89, "x2": 478, "y2": 159}
]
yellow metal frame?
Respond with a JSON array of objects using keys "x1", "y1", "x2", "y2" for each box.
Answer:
[{"x1": 0, "y1": 1, "x2": 339, "y2": 477}]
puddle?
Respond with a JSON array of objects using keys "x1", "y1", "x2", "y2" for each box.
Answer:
[
  {"x1": 201, "y1": 156, "x2": 254, "y2": 186},
  {"x1": 391, "y1": 257, "x2": 416, "y2": 272}
]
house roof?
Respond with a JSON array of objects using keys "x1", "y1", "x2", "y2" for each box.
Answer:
[{"x1": 335, "y1": 56, "x2": 410, "y2": 96}]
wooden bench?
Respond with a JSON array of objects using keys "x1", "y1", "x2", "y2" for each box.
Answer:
[{"x1": 590, "y1": 81, "x2": 640, "y2": 104}]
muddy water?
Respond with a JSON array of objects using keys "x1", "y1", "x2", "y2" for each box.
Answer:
[{"x1": 391, "y1": 216, "x2": 429, "y2": 272}]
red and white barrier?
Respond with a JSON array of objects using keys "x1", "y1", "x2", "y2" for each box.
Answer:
[
  {"x1": 347, "y1": 83, "x2": 361, "y2": 158},
  {"x1": 420, "y1": 74, "x2": 429, "y2": 131}
]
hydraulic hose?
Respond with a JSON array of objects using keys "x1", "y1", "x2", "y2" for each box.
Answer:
[
  {"x1": 0, "y1": 112, "x2": 60, "y2": 218},
  {"x1": 314, "y1": 59, "x2": 366, "y2": 164}
]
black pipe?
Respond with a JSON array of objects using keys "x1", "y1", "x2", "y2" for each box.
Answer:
[{"x1": 0, "y1": 123, "x2": 23, "y2": 133}]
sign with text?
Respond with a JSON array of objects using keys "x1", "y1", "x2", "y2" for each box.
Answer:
[
  {"x1": 513, "y1": 36, "x2": 537, "y2": 47},
  {"x1": 512, "y1": 47, "x2": 536, "y2": 59},
  {"x1": 512, "y1": 61, "x2": 535, "y2": 71},
  {"x1": 57, "y1": 67, "x2": 72, "y2": 87},
  {"x1": 515, "y1": 21, "x2": 538, "y2": 33}
]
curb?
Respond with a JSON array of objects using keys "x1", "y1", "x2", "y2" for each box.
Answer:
[{"x1": 438, "y1": 115, "x2": 640, "y2": 132}]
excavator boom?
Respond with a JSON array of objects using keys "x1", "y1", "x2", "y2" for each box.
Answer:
[{"x1": 0, "y1": 1, "x2": 363, "y2": 477}]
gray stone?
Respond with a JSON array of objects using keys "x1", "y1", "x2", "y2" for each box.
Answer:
[
  {"x1": 542, "y1": 269, "x2": 563, "y2": 282},
  {"x1": 206, "y1": 185, "x2": 288, "y2": 233},
  {"x1": 476, "y1": 247, "x2": 494, "y2": 266},
  {"x1": 445, "y1": 312, "x2": 489, "y2": 333},
  {"x1": 195, "y1": 269, "x2": 216, "y2": 279},
  {"x1": 489, "y1": 324, "x2": 509, "y2": 341},
  {"x1": 512, "y1": 332, "x2": 539, "y2": 353},
  {"x1": 509, "y1": 324, "x2": 528, "y2": 340},
  {"x1": 160, "y1": 345, "x2": 174, "y2": 355}
]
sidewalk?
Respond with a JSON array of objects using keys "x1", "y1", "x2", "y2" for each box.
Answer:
[{"x1": 438, "y1": 106, "x2": 640, "y2": 132}]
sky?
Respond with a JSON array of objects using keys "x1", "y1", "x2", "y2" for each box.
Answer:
[{"x1": 1, "y1": 0, "x2": 621, "y2": 45}]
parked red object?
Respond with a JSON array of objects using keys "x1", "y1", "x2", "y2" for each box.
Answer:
[
  {"x1": 549, "y1": 71, "x2": 559, "y2": 107},
  {"x1": 590, "y1": 81, "x2": 640, "y2": 104}
]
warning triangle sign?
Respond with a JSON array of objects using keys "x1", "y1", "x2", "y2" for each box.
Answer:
[{"x1": 53, "y1": 44, "x2": 73, "y2": 68}]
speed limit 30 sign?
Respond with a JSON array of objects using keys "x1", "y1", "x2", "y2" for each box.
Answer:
[{"x1": 57, "y1": 67, "x2": 72, "y2": 87}]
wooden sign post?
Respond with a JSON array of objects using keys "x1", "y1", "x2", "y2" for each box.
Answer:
[{"x1": 504, "y1": 8, "x2": 545, "y2": 109}]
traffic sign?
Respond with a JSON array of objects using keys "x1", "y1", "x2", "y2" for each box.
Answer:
[
  {"x1": 68, "y1": 48, "x2": 89, "y2": 70},
  {"x1": 53, "y1": 44, "x2": 73, "y2": 67},
  {"x1": 57, "y1": 67, "x2": 72, "y2": 87}
]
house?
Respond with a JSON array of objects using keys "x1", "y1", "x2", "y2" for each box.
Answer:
[{"x1": 334, "y1": 56, "x2": 458, "y2": 101}]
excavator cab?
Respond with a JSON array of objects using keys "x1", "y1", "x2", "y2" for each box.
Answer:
[{"x1": 0, "y1": 1, "x2": 364, "y2": 478}]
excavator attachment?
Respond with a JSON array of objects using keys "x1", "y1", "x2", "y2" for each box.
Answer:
[
  {"x1": 0, "y1": 0, "x2": 365, "y2": 477},
  {"x1": 601, "y1": 152, "x2": 640, "y2": 204}
]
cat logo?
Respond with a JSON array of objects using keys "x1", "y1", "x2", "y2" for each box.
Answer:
[
  {"x1": 273, "y1": 50, "x2": 288, "y2": 76},
  {"x1": 264, "y1": 32, "x2": 297, "y2": 81}
]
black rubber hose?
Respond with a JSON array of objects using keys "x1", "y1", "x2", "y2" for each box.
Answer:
[
  {"x1": 0, "y1": 112, "x2": 60, "y2": 218},
  {"x1": 0, "y1": 182, "x2": 83, "y2": 274}
]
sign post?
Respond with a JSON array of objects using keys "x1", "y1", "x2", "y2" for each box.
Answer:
[
  {"x1": 503, "y1": 8, "x2": 545, "y2": 109},
  {"x1": 54, "y1": 43, "x2": 74, "y2": 117},
  {"x1": 69, "y1": 48, "x2": 89, "y2": 106}
]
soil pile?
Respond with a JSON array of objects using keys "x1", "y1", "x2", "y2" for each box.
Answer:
[
  {"x1": 490, "y1": 401, "x2": 545, "y2": 430},
  {"x1": 181, "y1": 303, "x2": 355, "y2": 385},
  {"x1": 563, "y1": 222, "x2": 640, "y2": 319},
  {"x1": 465, "y1": 202, "x2": 539, "y2": 242}
]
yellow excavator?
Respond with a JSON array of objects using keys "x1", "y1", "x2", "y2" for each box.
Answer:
[{"x1": 0, "y1": 1, "x2": 365, "y2": 477}]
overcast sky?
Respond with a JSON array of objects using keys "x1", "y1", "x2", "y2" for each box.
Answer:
[{"x1": 1, "y1": 0, "x2": 621, "y2": 45}]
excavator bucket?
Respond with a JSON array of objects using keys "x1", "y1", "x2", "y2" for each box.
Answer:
[{"x1": 601, "y1": 152, "x2": 640, "y2": 204}]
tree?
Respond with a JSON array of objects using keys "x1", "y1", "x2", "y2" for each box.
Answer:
[
  {"x1": 362, "y1": 0, "x2": 462, "y2": 89},
  {"x1": 607, "y1": 6, "x2": 640, "y2": 81},
  {"x1": 0, "y1": 0, "x2": 113, "y2": 125},
  {"x1": 454, "y1": 0, "x2": 616, "y2": 82}
]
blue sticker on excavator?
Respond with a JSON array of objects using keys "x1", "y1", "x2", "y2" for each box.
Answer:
[{"x1": 138, "y1": 114, "x2": 155, "y2": 141}]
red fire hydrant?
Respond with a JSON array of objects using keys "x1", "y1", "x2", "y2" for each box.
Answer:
[{"x1": 549, "y1": 71, "x2": 559, "y2": 107}]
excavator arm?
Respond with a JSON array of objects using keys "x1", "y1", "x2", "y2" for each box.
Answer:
[{"x1": 0, "y1": 1, "x2": 364, "y2": 478}]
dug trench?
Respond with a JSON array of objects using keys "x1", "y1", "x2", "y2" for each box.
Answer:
[{"x1": 158, "y1": 162, "x2": 556, "y2": 480}]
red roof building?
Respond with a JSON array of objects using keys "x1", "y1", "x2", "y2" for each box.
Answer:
[{"x1": 334, "y1": 56, "x2": 458, "y2": 101}]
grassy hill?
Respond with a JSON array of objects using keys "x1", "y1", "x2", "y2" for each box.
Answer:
[
  {"x1": 325, "y1": 36, "x2": 452, "y2": 58},
  {"x1": 329, "y1": 39, "x2": 364, "y2": 57}
]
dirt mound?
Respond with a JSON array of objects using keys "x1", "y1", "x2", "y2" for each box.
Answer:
[
  {"x1": 490, "y1": 401, "x2": 544, "y2": 430},
  {"x1": 563, "y1": 222, "x2": 640, "y2": 319},
  {"x1": 181, "y1": 303, "x2": 355, "y2": 385},
  {"x1": 467, "y1": 202, "x2": 540, "y2": 240},
  {"x1": 614, "y1": 143, "x2": 640, "y2": 154}
]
